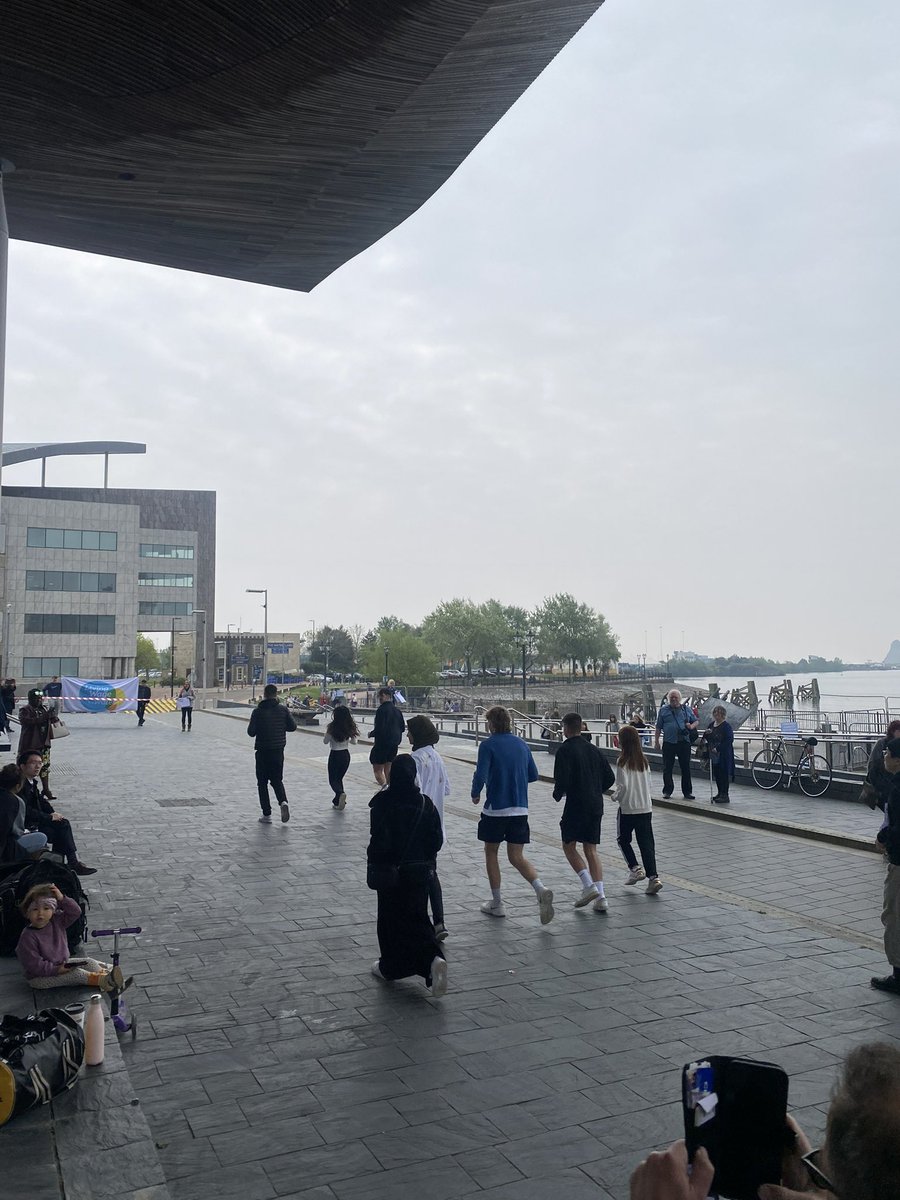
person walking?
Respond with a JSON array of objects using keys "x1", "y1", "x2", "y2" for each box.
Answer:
[
  {"x1": 367, "y1": 755, "x2": 447, "y2": 997},
  {"x1": 369, "y1": 686, "x2": 405, "y2": 788},
  {"x1": 323, "y1": 704, "x2": 358, "y2": 810},
  {"x1": 613, "y1": 725, "x2": 663, "y2": 894},
  {"x1": 247, "y1": 684, "x2": 297, "y2": 824},
  {"x1": 0, "y1": 679, "x2": 16, "y2": 734},
  {"x1": 654, "y1": 688, "x2": 698, "y2": 799},
  {"x1": 872, "y1": 737, "x2": 900, "y2": 994},
  {"x1": 137, "y1": 680, "x2": 151, "y2": 726},
  {"x1": 407, "y1": 715, "x2": 451, "y2": 941},
  {"x1": 18, "y1": 688, "x2": 59, "y2": 800},
  {"x1": 703, "y1": 704, "x2": 735, "y2": 804},
  {"x1": 552, "y1": 711, "x2": 615, "y2": 912},
  {"x1": 178, "y1": 681, "x2": 195, "y2": 731},
  {"x1": 43, "y1": 676, "x2": 62, "y2": 715},
  {"x1": 471, "y1": 705, "x2": 554, "y2": 924}
]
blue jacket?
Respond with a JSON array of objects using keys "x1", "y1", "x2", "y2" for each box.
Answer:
[
  {"x1": 471, "y1": 733, "x2": 538, "y2": 817},
  {"x1": 655, "y1": 703, "x2": 696, "y2": 745}
]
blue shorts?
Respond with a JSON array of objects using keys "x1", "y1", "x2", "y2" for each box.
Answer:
[{"x1": 477, "y1": 814, "x2": 530, "y2": 845}]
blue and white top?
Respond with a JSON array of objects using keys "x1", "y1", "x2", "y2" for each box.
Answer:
[
  {"x1": 655, "y1": 703, "x2": 695, "y2": 745},
  {"x1": 471, "y1": 733, "x2": 539, "y2": 818}
]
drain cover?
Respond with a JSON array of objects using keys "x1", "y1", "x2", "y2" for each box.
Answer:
[{"x1": 153, "y1": 797, "x2": 212, "y2": 807}]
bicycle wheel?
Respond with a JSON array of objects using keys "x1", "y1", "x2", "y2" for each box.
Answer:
[
  {"x1": 751, "y1": 748, "x2": 785, "y2": 790},
  {"x1": 797, "y1": 753, "x2": 832, "y2": 797}
]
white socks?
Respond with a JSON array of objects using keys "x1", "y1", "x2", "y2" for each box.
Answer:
[
  {"x1": 531, "y1": 878, "x2": 546, "y2": 895},
  {"x1": 577, "y1": 869, "x2": 593, "y2": 890},
  {"x1": 491, "y1": 887, "x2": 502, "y2": 903},
  {"x1": 593, "y1": 881, "x2": 605, "y2": 898}
]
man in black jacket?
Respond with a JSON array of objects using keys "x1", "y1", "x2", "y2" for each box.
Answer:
[
  {"x1": 18, "y1": 751, "x2": 96, "y2": 874},
  {"x1": 248, "y1": 685, "x2": 298, "y2": 824},
  {"x1": 873, "y1": 737, "x2": 900, "y2": 994},
  {"x1": 553, "y1": 712, "x2": 615, "y2": 912},
  {"x1": 136, "y1": 681, "x2": 151, "y2": 726},
  {"x1": 369, "y1": 687, "x2": 405, "y2": 788}
]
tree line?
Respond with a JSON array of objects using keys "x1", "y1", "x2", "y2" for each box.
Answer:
[{"x1": 303, "y1": 595, "x2": 620, "y2": 686}]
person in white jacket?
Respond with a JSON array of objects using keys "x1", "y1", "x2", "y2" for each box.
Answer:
[
  {"x1": 407, "y1": 715, "x2": 451, "y2": 941},
  {"x1": 613, "y1": 725, "x2": 663, "y2": 895}
]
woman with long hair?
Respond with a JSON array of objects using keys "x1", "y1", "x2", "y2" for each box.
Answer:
[
  {"x1": 324, "y1": 705, "x2": 359, "y2": 810},
  {"x1": 367, "y1": 755, "x2": 446, "y2": 996},
  {"x1": 613, "y1": 725, "x2": 662, "y2": 895},
  {"x1": 407, "y1": 715, "x2": 451, "y2": 941}
]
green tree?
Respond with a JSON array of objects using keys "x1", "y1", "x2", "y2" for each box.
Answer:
[
  {"x1": 421, "y1": 598, "x2": 483, "y2": 678},
  {"x1": 135, "y1": 634, "x2": 160, "y2": 676},
  {"x1": 360, "y1": 629, "x2": 439, "y2": 686},
  {"x1": 535, "y1": 594, "x2": 619, "y2": 677},
  {"x1": 307, "y1": 626, "x2": 355, "y2": 674}
]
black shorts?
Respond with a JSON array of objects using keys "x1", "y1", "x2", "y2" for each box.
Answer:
[
  {"x1": 369, "y1": 743, "x2": 399, "y2": 766},
  {"x1": 560, "y1": 800, "x2": 603, "y2": 846},
  {"x1": 477, "y1": 814, "x2": 530, "y2": 845}
]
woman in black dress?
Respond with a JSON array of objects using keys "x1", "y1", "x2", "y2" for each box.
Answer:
[{"x1": 367, "y1": 755, "x2": 447, "y2": 997}]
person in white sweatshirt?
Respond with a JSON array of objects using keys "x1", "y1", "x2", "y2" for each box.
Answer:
[
  {"x1": 613, "y1": 725, "x2": 663, "y2": 895},
  {"x1": 407, "y1": 715, "x2": 451, "y2": 941}
]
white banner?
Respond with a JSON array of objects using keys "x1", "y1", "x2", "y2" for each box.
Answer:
[{"x1": 61, "y1": 677, "x2": 139, "y2": 713}]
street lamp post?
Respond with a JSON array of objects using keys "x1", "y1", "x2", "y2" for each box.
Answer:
[
  {"x1": 226, "y1": 623, "x2": 237, "y2": 690},
  {"x1": 246, "y1": 588, "x2": 268, "y2": 697},
  {"x1": 323, "y1": 640, "x2": 331, "y2": 697},
  {"x1": 383, "y1": 646, "x2": 389, "y2": 685},
  {"x1": 193, "y1": 609, "x2": 207, "y2": 700},
  {"x1": 514, "y1": 628, "x2": 534, "y2": 704}
]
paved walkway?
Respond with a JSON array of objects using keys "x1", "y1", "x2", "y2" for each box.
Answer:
[{"x1": 4, "y1": 711, "x2": 900, "y2": 1200}]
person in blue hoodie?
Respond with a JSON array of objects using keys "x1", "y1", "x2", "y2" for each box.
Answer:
[{"x1": 471, "y1": 706, "x2": 554, "y2": 925}]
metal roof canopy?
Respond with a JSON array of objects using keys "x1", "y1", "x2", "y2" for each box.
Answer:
[
  {"x1": 1, "y1": 440, "x2": 146, "y2": 487},
  {"x1": 1, "y1": 1, "x2": 604, "y2": 292}
]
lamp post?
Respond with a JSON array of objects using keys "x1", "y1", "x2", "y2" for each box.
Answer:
[
  {"x1": 226, "y1": 623, "x2": 237, "y2": 690},
  {"x1": 246, "y1": 588, "x2": 268, "y2": 697},
  {"x1": 322, "y1": 639, "x2": 332, "y2": 698},
  {"x1": 514, "y1": 628, "x2": 534, "y2": 704},
  {"x1": 193, "y1": 609, "x2": 207, "y2": 699},
  {"x1": 383, "y1": 646, "x2": 389, "y2": 685}
]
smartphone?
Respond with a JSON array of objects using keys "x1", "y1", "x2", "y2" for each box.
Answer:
[{"x1": 682, "y1": 1056, "x2": 790, "y2": 1200}]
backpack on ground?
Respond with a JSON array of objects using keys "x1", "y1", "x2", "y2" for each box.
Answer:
[{"x1": 0, "y1": 860, "x2": 89, "y2": 956}]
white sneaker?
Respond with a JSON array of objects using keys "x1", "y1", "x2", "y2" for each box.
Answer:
[
  {"x1": 337, "y1": 792, "x2": 347, "y2": 811},
  {"x1": 625, "y1": 867, "x2": 646, "y2": 885},
  {"x1": 574, "y1": 885, "x2": 600, "y2": 908},
  {"x1": 646, "y1": 877, "x2": 663, "y2": 895},
  {"x1": 430, "y1": 956, "x2": 448, "y2": 998},
  {"x1": 371, "y1": 961, "x2": 387, "y2": 980},
  {"x1": 593, "y1": 895, "x2": 609, "y2": 913},
  {"x1": 280, "y1": 801, "x2": 290, "y2": 823},
  {"x1": 480, "y1": 899, "x2": 506, "y2": 918},
  {"x1": 258, "y1": 814, "x2": 272, "y2": 824},
  {"x1": 538, "y1": 888, "x2": 555, "y2": 925}
]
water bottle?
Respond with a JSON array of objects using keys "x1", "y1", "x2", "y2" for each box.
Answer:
[{"x1": 84, "y1": 994, "x2": 105, "y2": 1066}]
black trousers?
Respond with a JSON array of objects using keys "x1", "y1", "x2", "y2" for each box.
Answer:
[
  {"x1": 137, "y1": 701, "x2": 148, "y2": 725},
  {"x1": 256, "y1": 748, "x2": 287, "y2": 815},
  {"x1": 327, "y1": 749, "x2": 350, "y2": 799},
  {"x1": 661, "y1": 740, "x2": 693, "y2": 796},
  {"x1": 616, "y1": 810, "x2": 657, "y2": 878},
  {"x1": 36, "y1": 816, "x2": 78, "y2": 864},
  {"x1": 713, "y1": 762, "x2": 731, "y2": 798},
  {"x1": 427, "y1": 871, "x2": 445, "y2": 926},
  {"x1": 181, "y1": 704, "x2": 193, "y2": 730}
]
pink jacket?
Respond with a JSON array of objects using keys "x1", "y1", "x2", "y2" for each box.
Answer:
[{"x1": 16, "y1": 896, "x2": 81, "y2": 978}]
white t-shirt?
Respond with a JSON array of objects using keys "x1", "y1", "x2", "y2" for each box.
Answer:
[
  {"x1": 323, "y1": 733, "x2": 356, "y2": 751},
  {"x1": 412, "y1": 745, "x2": 450, "y2": 833},
  {"x1": 613, "y1": 763, "x2": 653, "y2": 815}
]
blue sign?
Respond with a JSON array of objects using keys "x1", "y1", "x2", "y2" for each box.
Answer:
[
  {"x1": 267, "y1": 642, "x2": 294, "y2": 655},
  {"x1": 232, "y1": 654, "x2": 248, "y2": 665}
]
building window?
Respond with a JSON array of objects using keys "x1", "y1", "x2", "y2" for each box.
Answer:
[
  {"x1": 24, "y1": 613, "x2": 115, "y2": 635},
  {"x1": 253, "y1": 644, "x2": 263, "y2": 657},
  {"x1": 138, "y1": 572, "x2": 194, "y2": 587},
  {"x1": 216, "y1": 666, "x2": 225, "y2": 683},
  {"x1": 26, "y1": 570, "x2": 116, "y2": 592},
  {"x1": 139, "y1": 543, "x2": 194, "y2": 559},
  {"x1": 27, "y1": 527, "x2": 117, "y2": 551},
  {"x1": 23, "y1": 657, "x2": 79, "y2": 677},
  {"x1": 138, "y1": 601, "x2": 194, "y2": 616}
]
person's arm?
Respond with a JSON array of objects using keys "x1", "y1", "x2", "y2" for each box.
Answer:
[
  {"x1": 247, "y1": 710, "x2": 257, "y2": 737},
  {"x1": 285, "y1": 709, "x2": 297, "y2": 733},
  {"x1": 552, "y1": 746, "x2": 568, "y2": 802},
  {"x1": 526, "y1": 748, "x2": 539, "y2": 784},
  {"x1": 58, "y1": 895, "x2": 82, "y2": 929},
  {"x1": 654, "y1": 708, "x2": 664, "y2": 749},
  {"x1": 425, "y1": 801, "x2": 443, "y2": 857},
  {"x1": 471, "y1": 741, "x2": 489, "y2": 802},
  {"x1": 629, "y1": 1140, "x2": 713, "y2": 1200},
  {"x1": 372, "y1": 706, "x2": 385, "y2": 739},
  {"x1": 19, "y1": 707, "x2": 43, "y2": 728},
  {"x1": 600, "y1": 752, "x2": 616, "y2": 793},
  {"x1": 366, "y1": 798, "x2": 394, "y2": 864},
  {"x1": 685, "y1": 705, "x2": 699, "y2": 730}
]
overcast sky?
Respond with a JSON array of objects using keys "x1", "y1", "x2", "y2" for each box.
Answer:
[{"x1": 5, "y1": 0, "x2": 899, "y2": 664}]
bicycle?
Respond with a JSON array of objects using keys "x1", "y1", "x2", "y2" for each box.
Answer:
[{"x1": 750, "y1": 735, "x2": 832, "y2": 797}]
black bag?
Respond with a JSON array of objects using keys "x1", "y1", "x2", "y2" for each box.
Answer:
[
  {"x1": 0, "y1": 860, "x2": 89, "y2": 956},
  {"x1": 0, "y1": 1008, "x2": 85, "y2": 1125}
]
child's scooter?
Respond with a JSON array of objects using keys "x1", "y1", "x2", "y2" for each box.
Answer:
[{"x1": 90, "y1": 926, "x2": 142, "y2": 1039}]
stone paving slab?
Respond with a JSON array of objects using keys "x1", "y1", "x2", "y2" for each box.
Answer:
[{"x1": 3, "y1": 710, "x2": 898, "y2": 1199}]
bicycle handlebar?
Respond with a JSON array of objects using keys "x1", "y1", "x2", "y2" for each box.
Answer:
[{"x1": 91, "y1": 926, "x2": 142, "y2": 937}]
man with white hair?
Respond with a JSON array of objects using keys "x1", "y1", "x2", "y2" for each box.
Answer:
[{"x1": 654, "y1": 689, "x2": 698, "y2": 800}]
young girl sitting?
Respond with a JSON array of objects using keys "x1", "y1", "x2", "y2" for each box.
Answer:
[
  {"x1": 407, "y1": 715, "x2": 451, "y2": 941},
  {"x1": 323, "y1": 705, "x2": 359, "y2": 810},
  {"x1": 613, "y1": 725, "x2": 663, "y2": 895},
  {"x1": 16, "y1": 884, "x2": 122, "y2": 991}
]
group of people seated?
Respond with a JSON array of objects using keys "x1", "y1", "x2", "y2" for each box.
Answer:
[{"x1": 0, "y1": 686, "x2": 95, "y2": 874}]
